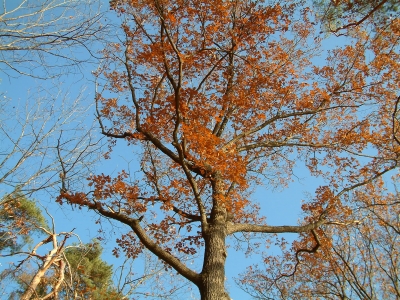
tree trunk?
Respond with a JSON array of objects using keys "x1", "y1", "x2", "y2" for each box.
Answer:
[
  {"x1": 199, "y1": 222, "x2": 230, "y2": 300},
  {"x1": 20, "y1": 249, "x2": 59, "y2": 300},
  {"x1": 199, "y1": 176, "x2": 230, "y2": 300}
]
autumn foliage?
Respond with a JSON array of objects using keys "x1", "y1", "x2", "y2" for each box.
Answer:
[
  {"x1": 239, "y1": 182, "x2": 400, "y2": 299},
  {"x1": 58, "y1": 0, "x2": 400, "y2": 299}
]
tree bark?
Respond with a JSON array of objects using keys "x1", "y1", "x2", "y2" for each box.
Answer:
[
  {"x1": 199, "y1": 221, "x2": 230, "y2": 300},
  {"x1": 198, "y1": 177, "x2": 230, "y2": 300},
  {"x1": 20, "y1": 243, "x2": 59, "y2": 300}
]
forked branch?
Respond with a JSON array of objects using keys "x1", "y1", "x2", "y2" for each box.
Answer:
[{"x1": 67, "y1": 195, "x2": 201, "y2": 284}]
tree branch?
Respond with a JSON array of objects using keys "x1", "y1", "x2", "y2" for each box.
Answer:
[
  {"x1": 329, "y1": 0, "x2": 388, "y2": 34},
  {"x1": 76, "y1": 197, "x2": 201, "y2": 284},
  {"x1": 227, "y1": 218, "x2": 326, "y2": 235}
]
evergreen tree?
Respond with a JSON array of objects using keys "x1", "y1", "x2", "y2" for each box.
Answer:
[
  {"x1": 63, "y1": 241, "x2": 121, "y2": 299},
  {"x1": 314, "y1": 0, "x2": 400, "y2": 33},
  {"x1": 0, "y1": 192, "x2": 47, "y2": 252}
]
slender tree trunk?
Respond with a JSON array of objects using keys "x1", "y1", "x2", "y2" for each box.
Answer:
[
  {"x1": 21, "y1": 248, "x2": 59, "y2": 300},
  {"x1": 42, "y1": 259, "x2": 65, "y2": 300}
]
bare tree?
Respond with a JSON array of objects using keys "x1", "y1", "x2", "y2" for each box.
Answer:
[
  {"x1": 0, "y1": 85, "x2": 102, "y2": 201},
  {"x1": 0, "y1": 207, "x2": 80, "y2": 300},
  {"x1": 0, "y1": 0, "x2": 108, "y2": 199},
  {"x1": 0, "y1": 0, "x2": 108, "y2": 78}
]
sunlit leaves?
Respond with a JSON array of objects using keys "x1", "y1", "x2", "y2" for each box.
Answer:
[
  {"x1": 59, "y1": 1, "x2": 400, "y2": 296},
  {"x1": 89, "y1": 0, "x2": 400, "y2": 249}
]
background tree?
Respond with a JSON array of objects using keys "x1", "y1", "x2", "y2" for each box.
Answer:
[
  {"x1": 237, "y1": 181, "x2": 400, "y2": 299},
  {"x1": 0, "y1": 0, "x2": 106, "y2": 78},
  {"x1": 1, "y1": 208, "x2": 120, "y2": 300},
  {"x1": 0, "y1": 0, "x2": 109, "y2": 198},
  {"x1": 59, "y1": 0, "x2": 400, "y2": 299},
  {"x1": 1, "y1": 209, "x2": 78, "y2": 300},
  {"x1": 62, "y1": 241, "x2": 120, "y2": 299},
  {"x1": 0, "y1": 85, "x2": 103, "y2": 200},
  {"x1": 0, "y1": 2, "x2": 108, "y2": 295},
  {"x1": 0, "y1": 192, "x2": 48, "y2": 252},
  {"x1": 314, "y1": 0, "x2": 400, "y2": 34}
]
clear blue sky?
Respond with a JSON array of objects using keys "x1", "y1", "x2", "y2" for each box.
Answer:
[
  {"x1": 0, "y1": 66, "x2": 322, "y2": 299},
  {"x1": 0, "y1": 1, "x2": 369, "y2": 299}
]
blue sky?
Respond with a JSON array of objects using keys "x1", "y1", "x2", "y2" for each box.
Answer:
[
  {"x1": 3, "y1": 1, "x2": 395, "y2": 299},
  {"x1": 0, "y1": 2, "x2": 321, "y2": 299},
  {"x1": 0, "y1": 67, "x2": 322, "y2": 299}
]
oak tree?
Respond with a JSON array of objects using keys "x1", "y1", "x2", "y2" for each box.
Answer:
[{"x1": 59, "y1": 0, "x2": 400, "y2": 299}]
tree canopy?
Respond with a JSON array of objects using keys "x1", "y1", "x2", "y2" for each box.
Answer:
[
  {"x1": 56, "y1": 0, "x2": 400, "y2": 299},
  {"x1": 1, "y1": 0, "x2": 399, "y2": 299}
]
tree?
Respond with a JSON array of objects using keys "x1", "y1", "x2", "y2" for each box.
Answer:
[
  {"x1": 1, "y1": 209, "x2": 78, "y2": 300},
  {"x1": 0, "y1": 192, "x2": 48, "y2": 252},
  {"x1": 1, "y1": 209, "x2": 120, "y2": 300},
  {"x1": 62, "y1": 241, "x2": 120, "y2": 299},
  {"x1": 0, "y1": 0, "x2": 109, "y2": 197},
  {"x1": 237, "y1": 182, "x2": 400, "y2": 299},
  {"x1": 0, "y1": 87, "x2": 102, "y2": 200},
  {"x1": 0, "y1": 0, "x2": 106, "y2": 78},
  {"x1": 314, "y1": 0, "x2": 400, "y2": 34},
  {"x1": 1, "y1": 3, "x2": 107, "y2": 294},
  {"x1": 58, "y1": 0, "x2": 400, "y2": 299}
]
